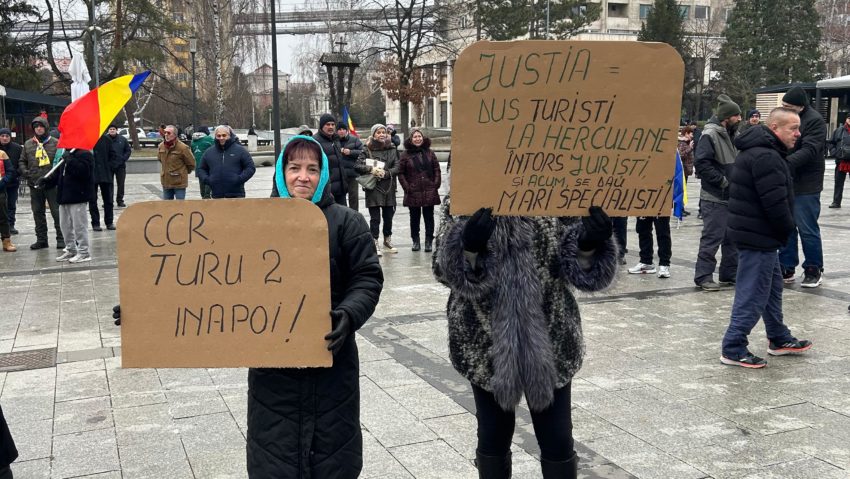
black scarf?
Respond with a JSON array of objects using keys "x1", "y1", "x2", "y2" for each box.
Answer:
[{"x1": 408, "y1": 145, "x2": 434, "y2": 180}]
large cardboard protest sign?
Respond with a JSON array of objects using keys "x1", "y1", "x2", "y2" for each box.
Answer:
[
  {"x1": 117, "y1": 199, "x2": 332, "y2": 368},
  {"x1": 451, "y1": 40, "x2": 684, "y2": 216}
]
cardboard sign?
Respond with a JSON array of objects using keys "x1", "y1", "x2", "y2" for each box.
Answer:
[
  {"x1": 117, "y1": 198, "x2": 332, "y2": 368},
  {"x1": 451, "y1": 40, "x2": 684, "y2": 216}
]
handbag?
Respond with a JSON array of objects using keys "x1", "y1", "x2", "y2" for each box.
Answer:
[{"x1": 356, "y1": 173, "x2": 377, "y2": 190}]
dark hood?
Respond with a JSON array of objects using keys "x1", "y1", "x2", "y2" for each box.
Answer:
[
  {"x1": 733, "y1": 124, "x2": 789, "y2": 156},
  {"x1": 403, "y1": 136, "x2": 431, "y2": 152}
]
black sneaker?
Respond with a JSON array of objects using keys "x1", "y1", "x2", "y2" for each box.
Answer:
[
  {"x1": 10, "y1": 228, "x2": 18, "y2": 235},
  {"x1": 92, "y1": 225, "x2": 103, "y2": 232},
  {"x1": 106, "y1": 224, "x2": 116, "y2": 230},
  {"x1": 721, "y1": 352, "x2": 767, "y2": 369},
  {"x1": 782, "y1": 269, "x2": 796, "y2": 284},
  {"x1": 829, "y1": 203, "x2": 841, "y2": 208},
  {"x1": 718, "y1": 279, "x2": 736, "y2": 287},
  {"x1": 117, "y1": 202, "x2": 127, "y2": 208},
  {"x1": 801, "y1": 268, "x2": 822, "y2": 288},
  {"x1": 768, "y1": 339, "x2": 812, "y2": 356},
  {"x1": 698, "y1": 281, "x2": 722, "y2": 291},
  {"x1": 56, "y1": 240, "x2": 65, "y2": 250},
  {"x1": 30, "y1": 241, "x2": 49, "y2": 250}
]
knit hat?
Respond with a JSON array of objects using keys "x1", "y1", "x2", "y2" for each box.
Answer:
[
  {"x1": 782, "y1": 86, "x2": 808, "y2": 107},
  {"x1": 319, "y1": 114, "x2": 336, "y2": 130},
  {"x1": 198, "y1": 126, "x2": 210, "y2": 135},
  {"x1": 746, "y1": 109, "x2": 761, "y2": 118},
  {"x1": 31, "y1": 117, "x2": 49, "y2": 129},
  {"x1": 409, "y1": 126, "x2": 424, "y2": 137},
  {"x1": 370, "y1": 123, "x2": 387, "y2": 137},
  {"x1": 0, "y1": 128, "x2": 11, "y2": 136},
  {"x1": 108, "y1": 124, "x2": 118, "y2": 130},
  {"x1": 716, "y1": 94, "x2": 741, "y2": 120}
]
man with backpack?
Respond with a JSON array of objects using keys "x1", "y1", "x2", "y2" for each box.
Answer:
[{"x1": 828, "y1": 116, "x2": 850, "y2": 209}]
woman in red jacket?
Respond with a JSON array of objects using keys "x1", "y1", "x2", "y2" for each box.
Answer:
[{"x1": 398, "y1": 128, "x2": 441, "y2": 252}]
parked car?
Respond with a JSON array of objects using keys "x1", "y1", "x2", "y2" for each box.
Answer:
[{"x1": 119, "y1": 127, "x2": 162, "y2": 147}]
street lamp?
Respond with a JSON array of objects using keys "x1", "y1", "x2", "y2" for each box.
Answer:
[
  {"x1": 189, "y1": 36, "x2": 198, "y2": 131},
  {"x1": 282, "y1": 73, "x2": 291, "y2": 126}
]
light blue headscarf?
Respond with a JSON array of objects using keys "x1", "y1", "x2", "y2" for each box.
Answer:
[{"x1": 274, "y1": 135, "x2": 330, "y2": 204}]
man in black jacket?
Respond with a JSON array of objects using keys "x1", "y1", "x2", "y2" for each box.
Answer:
[
  {"x1": 313, "y1": 114, "x2": 348, "y2": 205},
  {"x1": 197, "y1": 125, "x2": 256, "y2": 198},
  {"x1": 90, "y1": 134, "x2": 118, "y2": 230},
  {"x1": 0, "y1": 128, "x2": 21, "y2": 234},
  {"x1": 827, "y1": 116, "x2": 850, "y2": 208},
  {"x1": 337, "y1": 124, "x2": 364, "y2": 210},
  {"x1": 721, "y1": 108, "x2": 812, "y2": 368},
  {"x1": 693, "y1": 94, "x2": 741, "y2": 291},
  {"x1": 107, "y1": 125, "x2": 132, "y2": 207},
  {"x1": 778, "y1": 86, "x2": 828, "y2": 287}
]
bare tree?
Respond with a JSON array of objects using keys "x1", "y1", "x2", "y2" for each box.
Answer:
[{"x1": 818, "y1": 0, "x2": 850, "y2": 77}]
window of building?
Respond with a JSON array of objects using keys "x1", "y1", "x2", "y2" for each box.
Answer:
[
  {"x1": 723, "y1": 7, "x2": 733, "y2": 21},
  {"x1": 695, "y1": 6, "x2": 710, "y2": 20},
  {"x1": 679, "y1": 6, "x2": 689, "y2": 19},
  {"x1": 571, "y1": 4, "x2": 587, "y2": 16},
  {"x1": 639, "y1": 4, "x2": 652, "y2": 19},
  {"x1": 608, "y1": 3, "x2": 627, "y2": 18}
]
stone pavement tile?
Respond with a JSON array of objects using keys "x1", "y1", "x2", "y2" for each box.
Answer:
[
  {"x1": 585, "y1": 433, "x2": 708, "y2": 479},
  {"x1": 222, "y1": 391, "x2": 248, "y2": 436},
  {"x1": 157, "y1": 367, "x2": 215, "y2": 389},
  {"x1": 510, "y1": 449, "x2": 544, "y2": 479},
  {"x1": 166, "y1": 389, "x2": 229, "y2": 419},
  {"x1": 54, "y1": 396, "x2": 114, "y2": 435},
  {"x1": 175, "y1": 412, "x2": 247, "y2": 479},
  {"x1": 106, "y1": 365, "x2": 166, "y2": 409},
  {"x1": 8, "y1": 418, "x2": 52, "y2": 461},
  {"x1": 361, "y1": 429, "x2": 413, "y2": 479},
  {"x1": 117, "y1": 435, "x2": 194, "y2": 479},
  {"x1": 719, "y1": 402, "x2": 836, "y2": 436},
  {"x1": 357, "y1": 334, "x2": 392, "y2": 362},
  {"x1": 384, "y1": 382, "x2": 466, "y2": 420},
  {"x1": 207, "y1": 367, "x2": 248, "y2": 388},
  {"x1": 1, "y1": 368, "x2": 55, "y2": 423},
  {"x1": 55, "y1": 369, "x2": 109, "y2": 402},
  {"x1": 52, "y1": 427, "x2": 120, "y2": 478},
  {"x1": 70, "y1": 472, "x2": 122, "y2": 479},
  {"x1": 579, "y1": 371, "x2": 645, "y2": 392},
  {"x1": 736, "y1": 457, "x2": 849, "y2": 479},
  {"x1": 0, "y1": 339, "x2": 13, "y2": 353},
  {"x1": 56, "y1": 358, "x2": 105, "y2": 375},
  {"x1": 392, "y1": 321, "x2": 450, "y2": 359},
  {"x1": 360, "y1": 377, "x2": 437, "y2": 448},
  {"x1": 361, "y1": 359, "x2": 427, "y2": 389},
  {"x1": 770, "y1": 418, "x2": 850, "y2": 470},
  {"x1": 10, "y1": 458, "x2": 50, "y2": 478},
  {"x1": 389, "y1": 439, "x2": 478, "y2": 479},
  {"x1": 113, "y1": 403, "x2": 177, "y2": 446},
  {"x1": 675, "y1": 434, "x2": 809, "y2": 479},
  {"x1": 423, "y1": 413, "x2": 477, "y2": 461},
  {"x1": 571, "y1": 406, "x2": 623, "y2": 443},
  {"x1": 688, "y1": 382, "x2": 807, "y2": 419}
]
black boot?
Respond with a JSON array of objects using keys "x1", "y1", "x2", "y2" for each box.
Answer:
[
  {"x1": 412, "y1": 237, "x2": 421, "y2": 251},
  {"x1": 424, "y1": 238, "x2": 433, "y2": 252},
  {"x1": 541, "y1": 453, "x2": 578, "y2": 479},
  {"x1": 475, "y1": 450, "x2": 511, "y2": 479}
]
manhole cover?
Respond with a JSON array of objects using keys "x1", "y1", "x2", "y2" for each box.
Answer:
[{"x1": 0, "y1": 348, "x2": 57, "y2": 372}]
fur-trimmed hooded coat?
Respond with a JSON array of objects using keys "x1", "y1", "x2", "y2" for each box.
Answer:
[{"x1": 432, "y1": 199, "x2": 618, "y2": 411}]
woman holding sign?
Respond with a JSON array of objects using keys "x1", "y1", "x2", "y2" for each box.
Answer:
[
  {"x1": 433, "y1": 204, "x2": 617, "y2": 478},
  {"x1": 245, "y1": 135, "x2": 383, "y2": 479},
  {"x1": 355, "y1": 124, "x2": 400, "y2": 256}
]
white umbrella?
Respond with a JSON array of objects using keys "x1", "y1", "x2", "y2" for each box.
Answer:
[{"x1": 69, "y1": 54, "x2": 91, "y2": 102}]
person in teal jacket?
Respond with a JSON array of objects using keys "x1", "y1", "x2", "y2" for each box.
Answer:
[{"x1": 191, "y1": 126, "x2": 214, "y2": 198}]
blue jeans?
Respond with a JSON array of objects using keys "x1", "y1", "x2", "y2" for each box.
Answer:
[
  {"x1": 778, "y1": 193, "x2": 823, "y2": 271},
  {"x1": 721, "y1": 250, "x2": 795, "y2": 359},
  {"x1": 162, "y1": 188, "x2": 186, "y2": 200}
]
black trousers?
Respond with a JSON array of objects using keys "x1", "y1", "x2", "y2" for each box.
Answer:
[
  {"x1": 472, "y1": 383, "x2": 574, "y2": 461},
  {"x1": 113, "y1": 166, "x2": 126, "y2": 204},
  {"x1": 636, "y1": 216, "x2": 671, "y2": 266},
  {"x1": 0, "y1": 190, "x2": 10, "y2": 238},
  {"x1": 368, "y1": 206, "x2": 394, "y2": 239},
  {"x1": 612, "y1": 217, "x2": 628, "y2": 257},
  {"x1": 31, "y1": 185, "x2": 63, "y2": 243},
  {"x1": 89, "y1": 182, "x2": 114, "y2": 227},
  {"x1": 5, "y1": 185, "x2": 17, "y2": 229},
  {"x1": 834, "y1": 162, "x2": 848, "y2": 205},
  {"x1": 409, "y1": 205, "x2": 435, "y2": 240}
]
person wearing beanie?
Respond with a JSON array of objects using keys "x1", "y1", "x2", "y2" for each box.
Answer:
[
  {"x1": 355, "y1": 123, "x2": 400, "y2": 255},
  {"x1": 0, "y1": 150, "x2": 17, "y2": 251},
  {"x1": 20, "y1": 116, "x2": 64, "y2": 250},
  {"x1": 0, "y1": 128, "x2": 21, "y2": 235},
  {"x1": 778, "y1": 86, "x2": 828, "y2": 287},
  {"x1": 693, "y1": 94, "x2": 742, "y2": 291},
  {"x1": 312, "y1": 113, "x2": 349, "y2": 206},
  {"x1": 336, "y1": 123, "x2": 364, "y2": 210},
  {"x1": 107, "y1": 125, "x2": 132, "y2": 208},
  {"x1": 736, "y1": 109, "x2": 761, "y2": 138},
  {"x1": 38, "y1": 148, "x2": 94, "y2": 263},
  {"x1": 191, "y1": 126, "x2": 215, "y2": 198}
]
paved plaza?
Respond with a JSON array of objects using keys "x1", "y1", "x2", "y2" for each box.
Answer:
[{"x1": 1, "y1": 164, "x2": 850, "y2": 479}]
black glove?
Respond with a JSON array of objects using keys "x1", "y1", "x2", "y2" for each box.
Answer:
[
  {"x1": 112, "y1": 304, "x2": 121, "y2": 326},
  {"x1": 578, "y1": 206, "x2": 612, "y2": 251},
  {"x1": 462, "y1": 207, "x2": 496, "y2": 254},
  {"x1": 324, "y1": 309, "x2": 351, "y2": 356}
]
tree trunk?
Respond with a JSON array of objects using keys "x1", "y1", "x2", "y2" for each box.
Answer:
[
  {"x1": 213, "y1": 1, "x2": 224, "y2": 123},
  {"x1": 399, "y1": 100, "x2": 410, "y2": 136},
  {"x1": 124, "y1": 101, "x2": 140, "y2": 150}
]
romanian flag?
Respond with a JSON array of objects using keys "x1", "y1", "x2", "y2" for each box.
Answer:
[
  {"x1": 672, "y1": 150, "x2": 688, "y2": 220},
  {"x1": 341, "y1": 106, "x2": 358, "y2": 137},
  {"x1": 58, "y1": 71, "x2": 151, "y2": 150}
]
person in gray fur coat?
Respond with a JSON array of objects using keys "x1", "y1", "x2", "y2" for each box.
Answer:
[{"x1": 433, "y1": 202, "x2": 618, "y2": 479}]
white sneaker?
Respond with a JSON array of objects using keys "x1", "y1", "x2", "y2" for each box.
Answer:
[
  {"x1": 69, "y1": 254, "x2": 91, "y2": 263},
  {"x1": 628, "y1": 262, "x2": 656, "y2": 274},
  {"x1": 374, "y1": 239, "x2": 383, "y2": 257},
  {"x1": 657, "y1": 265, "x2": 670, "y2": 278},
  {"x1": 56, "y1": 251, "x2": 76, "y2": 262}
]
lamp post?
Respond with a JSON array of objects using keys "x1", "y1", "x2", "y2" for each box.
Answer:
[
  {"x1": 282, "y1": 73, "x2": 290, "y2": 127},
  {"x1": 189, "y1": 36, "x2": 198, "y2": 131},
  {"x1": 269, "y1": 0, "x2": 281, "y2": 158}
]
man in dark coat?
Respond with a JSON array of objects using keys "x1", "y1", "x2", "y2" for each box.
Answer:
[
  {"x1": 19, "y1": 116, "x2": 64, "y2": 249},
  {"x1": 336, "y1": 124, "x2": 364, "y2": 210},
  {"x1": 107, "y1": 125, "x2": 132, "y2": 207},
  {"x1": 313, "y1": 114, "x2": 348, "y2": 206},
  {"x1": 248, "y1": 136, "x2": 383, "y2": 479},
  {"x1": 90, "y1": 133, "x2": 118, "y2": 230},
  {"x1": 197, "y1": 125, "x2": 256, "y2": 198},
  {"x1": 0, "y1": 128, "x2": 21, "y2": 235},
  {"x1": 721, "y1": 107, "x2": 812, "y2": 368},
  {"x1": 778, "y1": 86, "x2": 828, "y2": 287},
  {"x1": 827, "y1": 116, "x2": 850, "y2": 208},
  {"x1": 693, "y1": 94, "x2": 741, "y2": 291}
]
